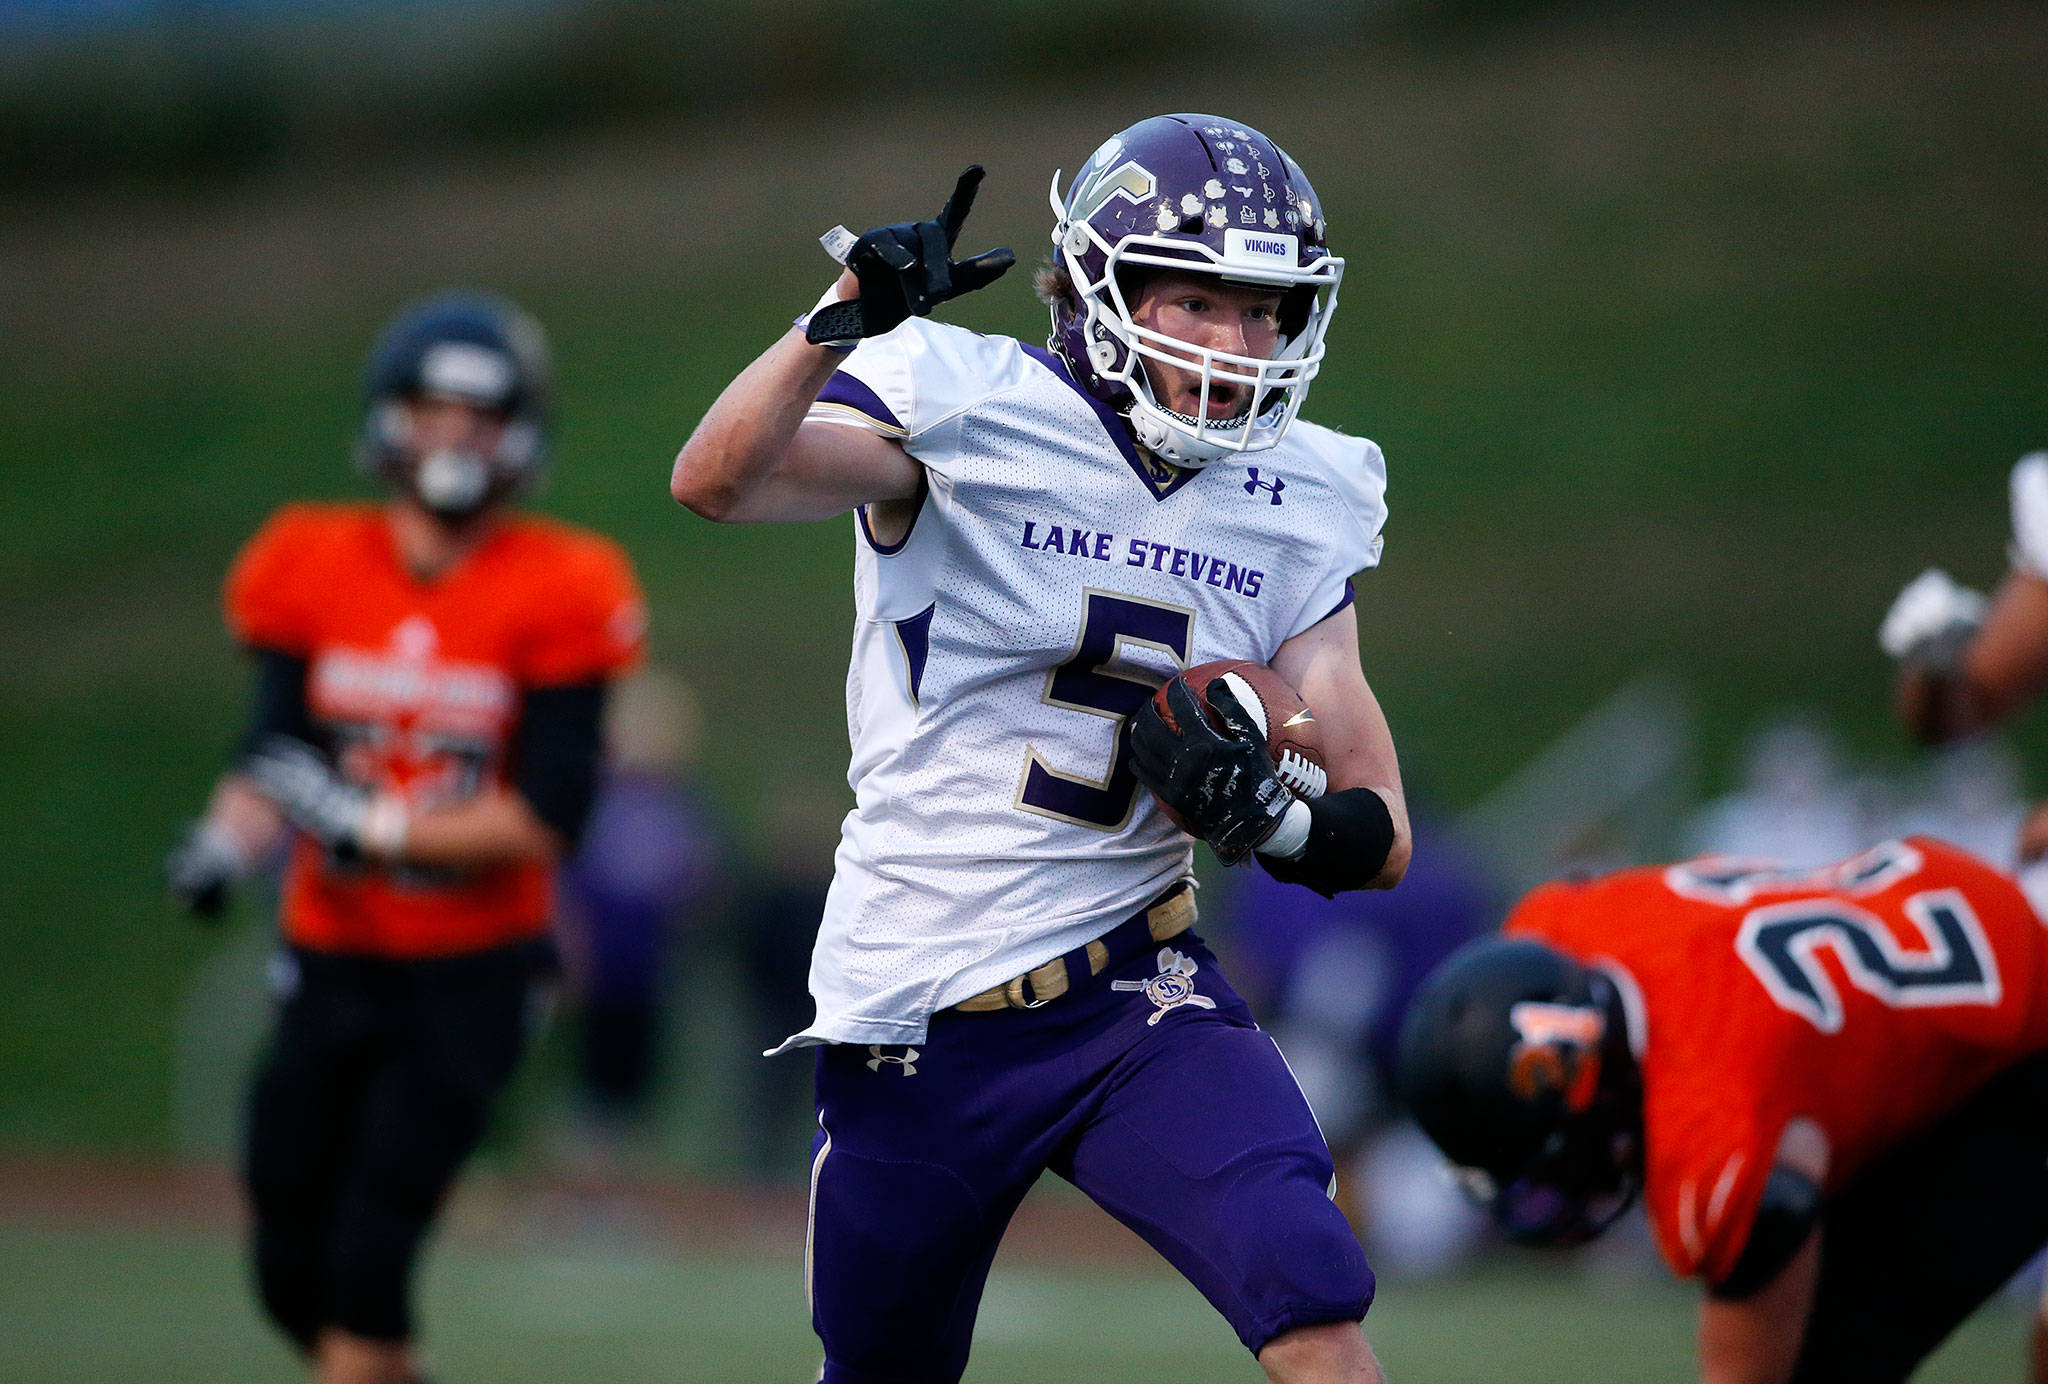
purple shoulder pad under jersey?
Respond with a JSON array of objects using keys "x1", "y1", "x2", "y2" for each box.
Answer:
[{"x1": 817, "y1": 372, "x2": 903, "y2": 433}]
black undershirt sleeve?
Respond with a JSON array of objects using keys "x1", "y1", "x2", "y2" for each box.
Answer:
[
  {"x1": 236, "y1": 647, "x2": 317, "y2": 760},
  {"x1": 1709, "y1": 1165, "x2": 1823, "y2": 1300},
  {"x1": 512, "y1": 681, "x2": 609, "y2": 848}
]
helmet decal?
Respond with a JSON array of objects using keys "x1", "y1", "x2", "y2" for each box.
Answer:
[
  {"x1": 1071, "y1": 160, "x2": 1157, "y2": 221},
  {"x1": 1507, "y1": 1001, "x2": 1606, "y2": 1113}
]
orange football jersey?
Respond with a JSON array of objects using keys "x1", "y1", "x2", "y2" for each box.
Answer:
[
  {"x1": 1505, "y1": 838, "x2": 2048, "y2": 1286},
  {"x1": 225, "y1": 502, "x2": 646, "y2": 958}
]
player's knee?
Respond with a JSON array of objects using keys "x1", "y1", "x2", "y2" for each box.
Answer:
[
  {"x1": 1228, "y1": 1148, "x2": 1376, "y2": 1345},
  {"x1": 324, "y1": 1225, "x2": 416, "y2": 1344},
  {"x1": 252, "y1": 1228, "x2": 324, "y2": 1351},
  {"x1": 1257, "y1": 1319, "x2": 1381, "y2": 1384},
  {"x1": 323, "y1": 1182, "x2": 439, "y2": 1345},
  {"x1": 811, "y1": 1148, "x2": 990, "y2": 1383}
]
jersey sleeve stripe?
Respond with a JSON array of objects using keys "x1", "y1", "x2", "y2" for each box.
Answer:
[
  {"x1": 818, "y1": 372, "x2": 906, "y2": 434},
  {"x1": 1315, "y1": 579, "x2": 1356, "y2": 625}
]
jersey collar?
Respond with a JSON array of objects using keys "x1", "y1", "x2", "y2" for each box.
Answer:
[{"x1": 1023, "y1": 344, "x2": 1199, "y2": 502}]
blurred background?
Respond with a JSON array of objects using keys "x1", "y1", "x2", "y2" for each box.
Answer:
[{"x1": 2, "y1": 0, "x2": 2045, "y2": 1379}]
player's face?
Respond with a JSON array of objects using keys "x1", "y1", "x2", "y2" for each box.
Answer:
[
  {"x1": 1129, "y1": 272, "x2": 1287, "y2": 421},
  {"x1": 404, "y1": 396, "x2": 508, "y2": 458}
]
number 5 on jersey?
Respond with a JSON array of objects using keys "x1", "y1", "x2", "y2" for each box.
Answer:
[{"x1": 1017, "y1": 589, "x2": 1193, "y2": 831}]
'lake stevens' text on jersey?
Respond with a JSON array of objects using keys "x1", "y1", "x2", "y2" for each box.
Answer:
[{"x1": 773, "y1": 319, "x2": 1387, "y2": 1052}]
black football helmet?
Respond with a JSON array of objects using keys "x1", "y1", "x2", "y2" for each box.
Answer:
[
  {"x1": 354, "y1": 291, "x2": 552, "y2": 522},
  {"x1": 1398, "y1": 936, "x2": 1644, "y2": 1245}
]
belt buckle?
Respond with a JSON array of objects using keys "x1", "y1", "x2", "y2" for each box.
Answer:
[{"x1": 1004, "y1": 972, "x2": 1050, "y2": 1010}]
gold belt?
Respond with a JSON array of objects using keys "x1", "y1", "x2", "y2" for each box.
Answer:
[{"x1": 952, "y1": 887, "x2": 1197, "y2": 1012}]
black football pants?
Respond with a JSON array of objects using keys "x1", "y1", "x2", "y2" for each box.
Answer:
[
  {"x1": 1793, "y1": 1048, "x2": 2048, "y2": 1382},
  {"x1": 243, "y1": 940, "x2": 548, "y2": 1347}
]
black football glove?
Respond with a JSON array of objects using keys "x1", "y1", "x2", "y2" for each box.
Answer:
[
  {"x1": 164, "y1": 820, "x2": 247, "y2": 920},
  {"x1": 1130, "y1": 678, "x2": 1296, "y2": 867},
  {"x1": 243, "y1": 736, "x2": 382, "y2": 864},
  {"x1": 805, "y1": 166, "x2": 1016, "y2": 346}
]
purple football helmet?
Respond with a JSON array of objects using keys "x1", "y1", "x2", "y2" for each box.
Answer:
[{"x1": 1047, "y1": 114, "x2": 1343, "y2": 466}]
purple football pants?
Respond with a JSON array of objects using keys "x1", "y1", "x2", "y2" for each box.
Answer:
[{"x1": 806, "y1": 925, "x2": 1374, "y2": 1383}]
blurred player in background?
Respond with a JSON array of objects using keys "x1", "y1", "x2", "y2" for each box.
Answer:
[
  {"x1": 1883, "y1": 450, "x2": 2048, "y2": 862},
  {"x1": 555, "y1": 667, "x2": 726, "y2": 1171},
  {"x1": 733, "y1": 786, "x2": 844, "y2": 1177},
  {"x1": 1682, "y1": 713, "x2": 1868, "y2": 870},
  {"x1": 1401, "y1": 838, "x2": 2048, "y2": 1384},
  {"x1": 164, "y1": 293, "x2": 645, "y2": 1384},
  {"x1": 1218, "y1": 805, "x2": 1490, "y2": 1274},
  {"x1": 673, "y1": 114, "x2": 1407, "y2": 1383}
]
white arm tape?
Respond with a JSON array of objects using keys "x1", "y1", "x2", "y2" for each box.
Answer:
[
  {"x1": 1257, "y1": 797, "x2": 1313, "y2": 861},
  {"x1": 820, "y1": 225, "x2": 858, "y2": 266},
  {"x1": 361, "y1": 795, "x2": 409, "y2": 861},
  {"x1": 2011, "y1": 452, "x2": 2048, "y2": 577}
]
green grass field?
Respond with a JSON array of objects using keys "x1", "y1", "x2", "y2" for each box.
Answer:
[{"x1": 0, "y1": 1212, "x2": 2024, "y2": 1383}]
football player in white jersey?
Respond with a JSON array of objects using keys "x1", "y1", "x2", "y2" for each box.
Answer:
[
  {"x1": 672, "y1": 114, "x2": 1408, "y2": 1384},
  {"x1": 1883, "y1": 452, "x2": 2048, "y2": 861}
]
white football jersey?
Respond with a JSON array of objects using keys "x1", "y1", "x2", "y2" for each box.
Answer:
[{"x1": 772, "y1": 318, "x2": 1387, "y2": 1052}]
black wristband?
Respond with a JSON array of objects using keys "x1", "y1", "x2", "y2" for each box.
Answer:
[
  {"x1": 1709, "y1": 1165, "x2": 1821, "y2": 1300},
  {"x1": 1257, "y1": 787, "x2": 1396, "y2": 898}
]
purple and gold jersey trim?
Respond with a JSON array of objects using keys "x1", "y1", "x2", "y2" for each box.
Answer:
[
  {"x1": 1024, "y1": 345, "x2": 1198, "y2": 503},
  {"x1": 814, "y1": 371, "x2": 907, "y2": 436},
  {"x1": 855, "y1": 471, "x2": 928, "y2": 556},
  {"x1": 891, "y1": 602, "x2": 936, "y2": 705}
]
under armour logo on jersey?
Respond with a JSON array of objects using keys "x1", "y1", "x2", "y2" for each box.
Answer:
[
  {"x1": 1243, "y1": 469, "x2": 1285, "y2": 505},
  {"x1": 866, "y1": 1044, "x2": 920, "y2": 1075},
  {"x1": 1112, "y1": 947, "x2": 1218, "y2": 1025}
]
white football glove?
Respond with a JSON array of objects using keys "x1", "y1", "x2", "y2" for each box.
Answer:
[
  {"x1": 164, "y1": 819, "x2": 252, "y2": 919},
  {"x1": 1879, "y1": 569, "x2": 1987, "y2": 671},
  {"x1": 244, "y1": 736, "x2": 407, "y2": 862}
]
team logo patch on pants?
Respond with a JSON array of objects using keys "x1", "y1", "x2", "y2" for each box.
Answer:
[{"x1": 1113, "y1": 948, "x2": 1218, "y2": 1025}]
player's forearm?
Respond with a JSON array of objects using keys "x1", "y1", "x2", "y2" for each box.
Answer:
[
  {"x1": 1360, "y1": 787, "x2": 1412, "y2": 888},
  {"x1": 1696, "y1": 1231, "x2": 1819, "y2": 1384},
  {"x1": 1894, "y1": 664, "x2": 1987, "y2": 744},
  {"x1": 671, "y1": 322, "x2": 849, "y2": 522},
  {"x1": 1324, "y1": 716, "x2": 1409, "y2": 889},
  {"x1": 1898, "y1": 571, "x2": 2048, "y2": 741},
  {"x1": 397, "y1": 788, "x2": 561, "y2": 870},
  {"x1": 206, "y1": 775, "x2": 287, "y2": 860}
]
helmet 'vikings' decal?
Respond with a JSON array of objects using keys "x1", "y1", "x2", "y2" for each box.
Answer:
[
  {"x1": 355, "y1": 292, "x2": 553, "y2": 522},
  {"x1": 1047, "y1": 114, "x2": 1343, "y2": 467}
]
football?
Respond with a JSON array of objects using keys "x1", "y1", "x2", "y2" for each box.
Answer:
[{"x1": 1150, "y1": 660, "x2": 1330, "y2": 817}]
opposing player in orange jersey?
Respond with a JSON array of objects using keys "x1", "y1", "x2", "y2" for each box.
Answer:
[
  {"x1": 165, "y1": 293, "x2": 644, "y2": 1384},
  {"x1": 1400, "y1": 837, "x2": 2048, "y2": 1384}
]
